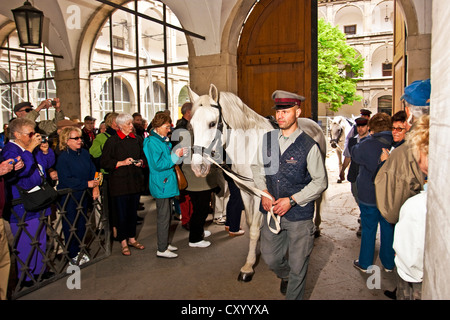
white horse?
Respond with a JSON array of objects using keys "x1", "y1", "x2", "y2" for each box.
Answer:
[
  {"x1": 329, "y1": 116, "x2": 353, "y2": 182},
  {"x1": 187, "y1": 84, "x2": 327, "y2": 281}
]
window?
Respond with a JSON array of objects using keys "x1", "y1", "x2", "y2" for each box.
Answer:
[
  {"x1": 382, "y1": 62, "x2": 392, "y2": 77},
  {"x1": 89, "y1": 0, "x2": 200, "y2": 122},
  {"x1": 0, "y1": 31, "x2": 58, "y2": 126},
  {"x1": 378, "y1": 95, "x2": 392, "y2": 115},
  {"x1": 344, "y1": 25, "x2": 357, "y2": 35},
  {"x1": 112, "y1": 36, "x2": 125, "y2": 50},
  {"x1": 98, "y1": 76, "x2": 131, "y2": 119}
]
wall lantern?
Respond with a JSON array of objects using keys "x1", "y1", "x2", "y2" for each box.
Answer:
[{"x1": 12, "y1": 1, "x2": 44, "y2": 49}]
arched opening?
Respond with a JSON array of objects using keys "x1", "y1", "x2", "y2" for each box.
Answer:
[{"x1": 377, "y1": 94, "x2": 392, "y2": 115}]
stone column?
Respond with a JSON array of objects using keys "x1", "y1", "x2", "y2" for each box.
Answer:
[{"x1": 422, "y1": 0, "x2": 450, "y2": 300}]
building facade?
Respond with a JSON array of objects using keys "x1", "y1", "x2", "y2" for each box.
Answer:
[{"x1": 318, "y1": 0, "x2": 394, "y2": 118}]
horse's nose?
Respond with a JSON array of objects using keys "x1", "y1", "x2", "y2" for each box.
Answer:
[{"x1": 331, "y1": 142, "x2": 337, "y2": 148}]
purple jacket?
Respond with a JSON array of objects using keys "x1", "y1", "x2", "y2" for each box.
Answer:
[{"x1": 1, "y1": 142, "x2": 55, "y2": 222}]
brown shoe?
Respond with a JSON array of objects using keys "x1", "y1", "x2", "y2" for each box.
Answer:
[{"x1": 121, "y1": 246, "x2": 131, "y2": 256}]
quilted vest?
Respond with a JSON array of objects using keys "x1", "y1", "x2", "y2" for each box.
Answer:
[{"x1": 260, "y1": 130, "x2": 316, "y2": 221}]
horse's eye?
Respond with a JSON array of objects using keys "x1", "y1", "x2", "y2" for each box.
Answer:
[{"x1": 209, "y1": 122, "x2": 216, "y2": 128}]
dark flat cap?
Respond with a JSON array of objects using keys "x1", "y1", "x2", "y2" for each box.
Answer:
[
  {"x1": 14, "y1": 102, "x2": 32, "y2": 113},
  {"x1": 84, "y1": 116, "x2": 97, "y2": 122}
]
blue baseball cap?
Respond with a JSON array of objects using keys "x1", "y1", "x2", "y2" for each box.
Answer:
[{"x1": 401, "y1": 79, "x2": 431, "y2": 106}]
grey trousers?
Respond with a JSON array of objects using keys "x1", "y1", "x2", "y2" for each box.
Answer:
[
  {"x1": 261, "y1": 216, "x2": 315, "y2": 300},
  {"x1": 155, "y1": 198, "x2": 172, "y2": 252}
]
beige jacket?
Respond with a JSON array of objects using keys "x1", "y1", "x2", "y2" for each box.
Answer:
[
  {"x1": 374, "y1": 142, "x2": 426, "y2": 224},
  {"x1": 25, "y1": 109, "x2": 65, "y2": 136}
]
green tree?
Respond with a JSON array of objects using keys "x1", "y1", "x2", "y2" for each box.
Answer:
[{"x1": 318, "y1": 18, "x2": 364, "y2": 112}]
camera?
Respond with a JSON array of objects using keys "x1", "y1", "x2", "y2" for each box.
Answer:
[
  {"x1": 41, "y1": 135, "x2": 48, "y2": 143},
  {"x1": 131, "y1": 159, "x2": 140, "y2": 164},
  {"x1": 51, "y1": 100, "x2": 57, "y2": 106}
]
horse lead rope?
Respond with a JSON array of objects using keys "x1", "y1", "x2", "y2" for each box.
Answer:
[{"x1": 204, "y1": 154, "x2": 281, "y2": 234}]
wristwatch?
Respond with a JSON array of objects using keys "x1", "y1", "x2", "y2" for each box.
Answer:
[{"x1": 289, "y1": 196, "x2": 297, "y2": 207}]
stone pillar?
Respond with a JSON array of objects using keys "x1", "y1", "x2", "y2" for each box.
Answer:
[
  {"x1": 188, "y1": 52, "x2": 237, "y2": 95},
  {"x1": 406, "y1": 34, "x2": 431, "y2": 82},
  {"x1": 54, "y1": 68, "x2": 91, "y2": 120},
  {"x1": 422, "y1": 0, "x2": 450, "y2": 300}
]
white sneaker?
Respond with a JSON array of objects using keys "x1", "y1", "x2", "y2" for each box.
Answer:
[
  {"x1": 168, "y1": 244, "x2": 178, "y2": 251},
  {"x1": 189, "y1": 240, "x2": 211, "y2": 248},
  {"x1": 69, "y1": 253, "x2": 90, "y2": 266},
  {"x1": 203, "y1": 230, "x2": 211, "y2": 238},
  {"x1": 157, "y1": 250, "x2": 178, "y2": 258}
]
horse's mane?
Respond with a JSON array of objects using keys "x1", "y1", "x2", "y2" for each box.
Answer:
[{"x1": 219, "y1": 92, "x2": 274, "y2": 131}]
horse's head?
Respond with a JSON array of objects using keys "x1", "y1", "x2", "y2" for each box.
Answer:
[
  {"x1": 329, "y1": 116, "x2": 346, "y2": 148},
  {"x1": 188, "y1": 84, "x2": 224, "y2": 177}
]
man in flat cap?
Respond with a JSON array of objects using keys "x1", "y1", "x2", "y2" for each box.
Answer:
[
  {"x1": 375, "y1": 79, "x2": 430, "y2": 226},
  {"x1": 13, "y1": 98, "x2": 65, "y2": 136},
  {"x1": 251, "y1": 90, "x2": 327, "y2": 300}
]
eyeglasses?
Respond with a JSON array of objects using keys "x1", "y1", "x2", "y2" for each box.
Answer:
[
  {"x1": 21, "y1": 131, "x2": 35, "y2": 138},
  {"x1": 69, "y1": 137, "x2": 82, "y2": 141},
  {"x1": 392, "y1": 127, "x2": 406, "y2": 132}
]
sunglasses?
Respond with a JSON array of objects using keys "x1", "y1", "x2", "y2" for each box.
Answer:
[
  {"x1": 69, "y1": 137, "x2": 82, "y2": 141},
  {"x1": 19, "y1": 108, "x2": 33, "y2": 113},
  {"x1": 21, "y1": 131, "x2": 36, "y2": 138},
  {"x1": 392, "y1": 127, "x2": 406, "y2": 132}
]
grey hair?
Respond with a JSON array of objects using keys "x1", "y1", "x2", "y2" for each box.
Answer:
[
  {"x1": 115, "y1": 113, "x2": 133, "y2": 127},
  {"x1": 8, "y1": 118, "x2": 36, "y2": 140},
  {"x1": 181, "y1": 102, "x2": 192, "y2": 115},
  {"x1": 405, "y1": 101, "x2": 429, "y2": 117}
]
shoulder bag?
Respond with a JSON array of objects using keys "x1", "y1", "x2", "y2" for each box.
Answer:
[
  {"x1": 174, "y1": 164, "x2": 187, "y2": 190},
  {"x1": 16, "y1": 163, "x2": 58, "y2": 212}
]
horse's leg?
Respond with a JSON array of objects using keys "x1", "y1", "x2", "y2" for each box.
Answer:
[
  {"x1": 237, "y1": 192, "x2": 262, "y2": 282},
  {"x1": 313, "y1": 194, "x2": 323, "y2": 237},
  {"x1": 337, "y1": 149, "x2": 343, "y2": 183}
]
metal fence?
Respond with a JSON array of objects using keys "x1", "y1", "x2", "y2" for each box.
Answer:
[{"x1": 7, "y1": 185, "x2": 110, "y2": 300}]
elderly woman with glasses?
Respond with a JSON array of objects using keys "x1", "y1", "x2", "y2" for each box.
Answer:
[
  {"x1": 55, "y1": 127, "x2": 99, "y2": 265},
  {"x1": 1, "y1": 118, "x2": 55, "y2": 284},
  {"x1": 101, "y1": 113, "x2": 146, "y2": 256}
]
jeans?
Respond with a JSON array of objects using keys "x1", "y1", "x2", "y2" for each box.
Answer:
[{"x1": 358, "y1": 203, "x2": 395, "y2": 270}]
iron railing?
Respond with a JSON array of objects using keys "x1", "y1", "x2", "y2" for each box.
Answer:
[{"x1": 7, "y1": 185, "x2": 110, "y2": 300}]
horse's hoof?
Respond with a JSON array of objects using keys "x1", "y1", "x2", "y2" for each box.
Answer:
[
  {"x1": 238, "y1": 271, "x2": 254, "y2": 282},
  {"x1": 337, "y1": 179, "x2": 342, "y2": 183}
]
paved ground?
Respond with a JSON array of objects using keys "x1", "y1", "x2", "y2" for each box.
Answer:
[{"x1": 20, "y1": 149, "x2": 396, "y2": 301}]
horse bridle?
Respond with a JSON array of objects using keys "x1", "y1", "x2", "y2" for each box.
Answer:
[
  {"x1": 191, "y1": 95, "x2": 253, "y2": 182},
  {"x1": 329, "y1": 125, "x2": 343, "y2": 145},
  {"x1": 192, "y1": 93, "x2": 229, "y2": 156}
]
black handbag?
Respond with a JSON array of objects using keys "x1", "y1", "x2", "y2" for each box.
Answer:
[{"x1": 16, "y1": 165, "x2": 58, "y2": 212}]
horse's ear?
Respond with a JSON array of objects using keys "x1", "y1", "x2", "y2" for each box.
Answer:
[
  {"x1": 188, "y1": 86, "x2": 199, "y2": 103},
  {"x1": 209, "y1": 84, "x2": 219, "y2": 103}
]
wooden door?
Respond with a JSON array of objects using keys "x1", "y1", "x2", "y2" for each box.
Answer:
[
  {"x1": 393, "y1": 0, "x2": 407, "y2": 114},
  {"x1": 237, "y1": 0, "x2": 316, "y2": 119}
]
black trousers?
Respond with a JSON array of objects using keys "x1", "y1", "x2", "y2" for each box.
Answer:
[
  {"x1": 114, "y1": 193, "x2": 139, "y2": 242},
  {"x1": 188, "y1": 190, "x2": 212, "y2": 243}
]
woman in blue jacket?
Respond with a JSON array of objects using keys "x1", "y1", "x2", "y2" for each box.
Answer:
[
  {"x1": 144, "y1": 112, "x2": 186, "y2": 259},
  {"x1": 350, "y1": 113, "x2": 395, "y2": 273},
  {"x1": 56, "y1": 127, "x2": 99, "y2": 265}
]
